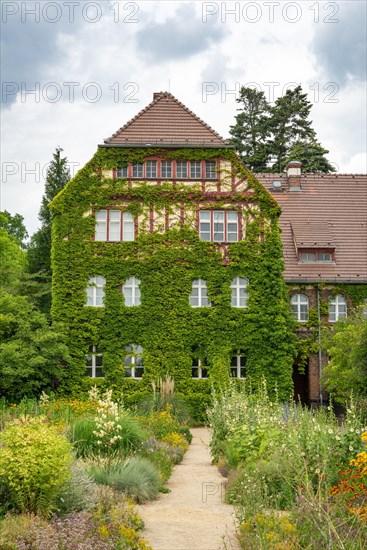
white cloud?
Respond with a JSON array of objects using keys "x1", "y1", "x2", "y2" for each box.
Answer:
[{"x1": 1, "y1": 0, "x2": 366, "y2": 235}]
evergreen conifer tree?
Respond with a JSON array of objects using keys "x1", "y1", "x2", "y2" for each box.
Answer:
[
  {"x1": 230, "y1": 85, "x2": 335, "y2": 173},
  {"x1": 27, "y1": 148, "x2": 70, "y2": 313},
  {"x1": 229, "y1": 86, "x2": 270, "y2": 171}
]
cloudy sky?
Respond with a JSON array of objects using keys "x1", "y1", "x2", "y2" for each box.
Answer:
[{"x1": 1, "y1": 0, "x2": 366, "y2": 235}]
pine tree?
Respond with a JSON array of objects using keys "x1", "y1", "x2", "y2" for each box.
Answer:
[
  {"x1": 285, "y1": 140, "x2": 336, "y2": 173},
  {"x1": 229, "y1": 87, "x2": 271, "y2": 171},
  {"x1": 27, "y1": 148, "x2": 70, "y2": 313},
  {"x1": 268, "y1": 86, "x2": 317, "y2": 171},
  {"x1": 230, "y1": 85, "x2": 335, "y2": 173}
]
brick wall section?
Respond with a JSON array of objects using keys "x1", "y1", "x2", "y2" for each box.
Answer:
[{"x1": 288, "y1": 285, "x2": 354, "y2": 405}]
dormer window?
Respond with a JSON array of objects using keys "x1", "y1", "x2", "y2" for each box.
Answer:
[{"x1": 298, "y1": 249, "x2": 334, "y2": 263}]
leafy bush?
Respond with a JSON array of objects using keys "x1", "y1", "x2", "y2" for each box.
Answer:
[
  {"x1": 90, "y1": 458, "x2": 161, "y2": 503},
  {"x1": 177, "y1": 424, "x2": 192, "y2": 443},
  {"x1": 0, "y1": 416, "x2": 73, "y2": 515},
  {"x1": 55, "y1": 461, "x2": 99, "y2": 516}
]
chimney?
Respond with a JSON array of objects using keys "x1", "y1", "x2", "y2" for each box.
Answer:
[{"x1": 286, "y1": 160, "x2": 302, "y2": 191}]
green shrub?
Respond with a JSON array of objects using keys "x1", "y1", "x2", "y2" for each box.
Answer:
[
  {"x1": 90, "y1": 458, "x2": 161, "y2": 503},
  {"x1": 55, "y1": 461, "x2": 99, "y2": 516},
  {"x1": 178, "y1": 392, "x2": 212, "y2": 423},
  {"x1": 71, "y1": 412, "x2": 145, "y2": 459},
  {"x1": 0, "y1": 416, "x2": 73, "y2": 515},
  {"x1": 139, "y1": 408, "x2": 180, "y2": 439},
  {"x1": 177, "y1": 424, "x2": 192, "y2": 444},
  {"x1": 142, "y1": 448, "x2": 173, "y2": 484}
]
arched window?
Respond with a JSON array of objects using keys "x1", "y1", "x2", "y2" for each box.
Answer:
[
  {"x1": 329, "y1": 295, "x2": 347, "y2": 322},
  {"x1": 291, "y1": 294, "x2": 309, "y2": 322},
  {"x1": 231, "y1": 277, "x2": 249, "y2": 308},
  {"x1": 86, "y1": 276, "x2": 105, "y2": 307},
  {"x1": 122, "y1": 277, "x2": 141, "y2": 306},
  {"x1": 124, "y1": 345, "x2": 144, "y2": 379},
  {"x1": 189, "y1": 279, "x2": 209, "y2": 307}
]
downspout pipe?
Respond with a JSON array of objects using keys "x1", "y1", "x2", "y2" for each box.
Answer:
[{"x1": 317, "y1": 285, "x2": 323, "y2": 406}]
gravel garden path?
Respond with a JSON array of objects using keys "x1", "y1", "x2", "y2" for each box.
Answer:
[{"x1": 138, "y1": 427, "x2": 240, "y2": 550}]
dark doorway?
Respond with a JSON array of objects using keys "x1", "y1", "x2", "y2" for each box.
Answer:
[{"x1": 292, "y1": 359, "x2": 309, "y2": 406}]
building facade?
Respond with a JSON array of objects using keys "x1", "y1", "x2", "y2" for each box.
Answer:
[
  {"x1": 257, "y1": 168, "x2": 367, "y2": 405},
  {"x1": 51, "y1": 92, "x2": 367, "y2": 406}
]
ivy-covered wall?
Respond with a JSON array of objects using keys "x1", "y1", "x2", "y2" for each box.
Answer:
[{"x1": 50, "y1": 147, "x2": 296, "y2": 404}]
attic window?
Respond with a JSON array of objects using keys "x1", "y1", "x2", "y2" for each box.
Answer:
[{"x1": 298, "y1": 249, "x2": 334, "y2": 263}]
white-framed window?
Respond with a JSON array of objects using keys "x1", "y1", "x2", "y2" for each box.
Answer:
[
  {"x1": 86, "y1": 345, "x2": 104, "y2": 378},
  {"x1": 176, "y1": 161, "x2": 188, "y2": 178},
  {"x1": 192, "y1": 358, "x2": 208, "y2": 379},
  {"x1": 318, "y1": 252, "x2": 332, "y2": 262},
  {"x1": 116, "y1": 166, "x2": 128, "y2": 178},
  {"x1": 231, "y1": 277, "x2": 249, "y2": 308},
  {"x1": 190, "y1": 161, "x2": 202, "y2": 178},
  {"x1": 122, "y1": 277, "x2": 141, "y2": 306},
  {"x1": 95, "y1": 210, "x2": 134, "y2": 242},
  {"x1": 124, "y1": 345, "x2": 144, "y2": 379},
  {"x1": 145, "y1": 160, "x2": 157, "y2": 178},
  {"x1": 86, "y1": 276, "x2": 106, "y2": 307},
  {"x1": 161, "y1": 161, "x2": 172, "y2": 178},
  {"x1": 291, "y1": 294, "x2": 309, "y2": 322},
  {"x1": 189, "y1": 279, "x2": 210, "y2": 307},
  {"x1": 230, "y1": 350, "x2": 246, "y2": 378},
  {"x1": 199, "y1": 210, "x2": 239, "y2": 242},
  {"x1": 205, "y1": 161, "x2": 217, "y2": 179},
  {"x1": 299, "y1": 251, "x2": 333, "y2": 263},
  {"x1": 329, "y1": 294, "x2": 347, "y2": 322},
  {"x1": 132, "y1": 163, "x2": 143, "y2": 178}
]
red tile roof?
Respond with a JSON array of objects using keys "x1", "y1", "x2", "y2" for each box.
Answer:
[
  {"x1": 256, "y1": 173, "x2": 367, "y2": 283},
  {"x1": 103, "y1": 92, "x2": 229, "y2": 147}
]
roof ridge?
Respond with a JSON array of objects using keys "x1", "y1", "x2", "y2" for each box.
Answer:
[
  {"x1": 165, "y1": 93, "x2": 225, "y2": 142},
  {"x1": 105, "y1": 94, "x2": 163, "y2": 143},
  {"x1": 105, "y1": 92, "x2": 227, "y2": 145}
]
